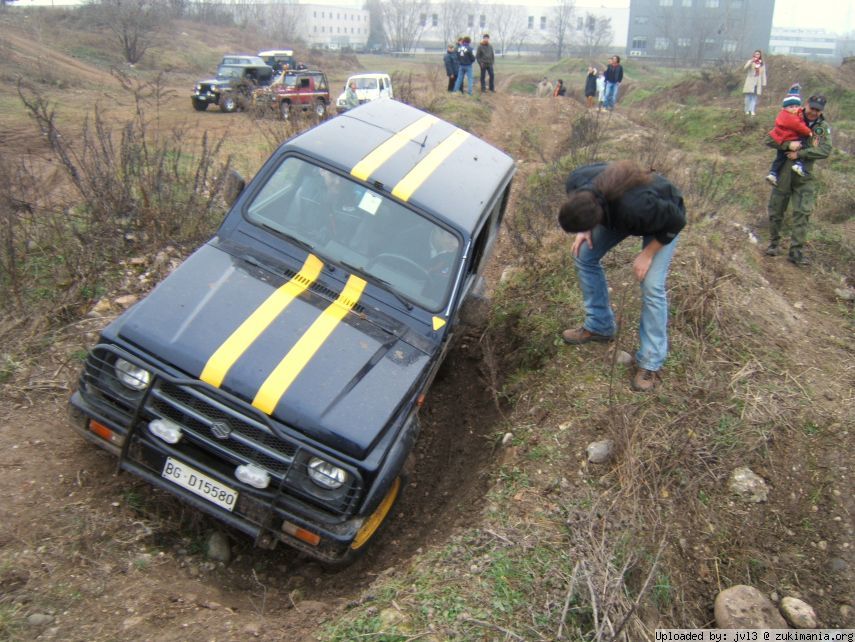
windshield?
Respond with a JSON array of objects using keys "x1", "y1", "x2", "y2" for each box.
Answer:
[
  {"x1": 216, "y1": 65, "x2": 242, "y2": 79},
  {"x1": 245, "y1": 157, "x2": 461, "y2": 312},
  {"x1": 350, "y1": 77, "x2": 379, "y2": 91}
]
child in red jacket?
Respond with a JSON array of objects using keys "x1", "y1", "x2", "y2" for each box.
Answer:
[{"x1": 765, "y1": 84, "x2": 813, "y2": 186}]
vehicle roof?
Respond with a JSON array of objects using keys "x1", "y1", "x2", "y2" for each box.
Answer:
[
  {"x1": 347, "y1": 72, "x2": 390, "y2": 79},
  {"x1": 258, "y1": 49, "x2": 294, "y2": 56},
  {"x1": 218, "y1": 62, "x2": 272, "y2": 70},
  {"x1": 280, "y1": 100, "x2": 515, "y2": 233}
]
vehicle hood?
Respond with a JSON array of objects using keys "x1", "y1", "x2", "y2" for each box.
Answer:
[{"x1": 111, "y1": 243, "x2": 432, "y2": 459}]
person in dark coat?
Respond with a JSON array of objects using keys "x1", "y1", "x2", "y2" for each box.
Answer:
[
  {"x1": 475, "y1": 33, "x2": 495, "y2": 92},
  {"x1": 443, "y1": 44, "x2": 459, "y2": 92},
  {"x1": 584, "y1": 67, "x2": 598, "y2": 108},
  {"x1": 603, "y1": 55, "x2": 624, "y2": 110},
  {"x1": 453, "y1": 36, "x2": 476, "y2": 95},
  {"x1": 558, "y1": 161, "x2": 686, "y2": 392},
  {"x1": 553, "y1": 79, "x2": 566, "y2": 97}
]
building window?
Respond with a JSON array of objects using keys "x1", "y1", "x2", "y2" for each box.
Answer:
[
  {"x1": 677, "y1": 37, "x2": 691, "y2": 47},
  {"x1": 419, "y1": 13, "x2": 426, "y2": 27},
  {"x1": 731, "y1": 0, "x2": 742, "y2": 6},
  {"x1": 528, "y1": 16, "x2": 534, "y2": 29},
  {"x1": 540, "y1": 16, "x2": 547, "y2": 29},
  {"x1": 313, "y1": 25, "x2": 317, "y2": 32},
  {"x1": 321, "y1": 11, "x2": 324, "y2": 18},
  {"x1": 634, "y1": 16, "x2": 649, "y2": 24},
  {"x1": 722, "y1": 39, "x2": 737, "y2": 52},
  {"x1": 432, "y1": 13, "x2": 438, "y2": 27},
  {"x1": 313, "y1": 11, "x2": 316, "y2": 18},
  {"x1": 468, "y1": 14, "x2": 474, "y2": 27},
  {"x1": 586, "y1": 15, "x2": 596, "y2": 31},
  {"x1": 682, "y1": 0, "x2": 692, "y2": 6},
  {"x1": 480, "y1": 14, "x2": 486, "y2": 28},
  {"x1": 336, "y1": 13, "x2": 340, "y2": 19},
  {"x1": 704, "y1": 37, "x2": 716, "y2": 45},
  {"x1": 577, "y1": 17, "x2": 583, "y2": 29},
  {"x1": 321, "y1": 26, "x2": 325, "y2": 32},
  {"x1": 655, "y1": 37, "x2": 670, "y2": 49},
  {"x1": 631, "y1": 36, "x2": 648, "y2": 50},
  {"x1": 705, "y1": 0, "x2": 719, "y2": 6},
  {"x1": 659, "y1": 0, "x2": 673, "y2": 6}
]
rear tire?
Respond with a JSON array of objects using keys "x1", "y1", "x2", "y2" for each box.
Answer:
[
  {"x1": 191, "y1": 98, "x2": 209, "y2": 112},
  {"x1": 314, "y1": 100, "x2": 327, "y2": 118},
  {"x1": 220, "y1": 94, "x2": 237, "y2": 113}
]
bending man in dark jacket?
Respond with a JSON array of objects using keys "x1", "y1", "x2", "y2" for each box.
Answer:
[
  {"x1": 558, "y1": 161, "x2": 686, "y2": 392},
  {"x1": 443, "y1": 44, "x2": 459, "y2": 92}
]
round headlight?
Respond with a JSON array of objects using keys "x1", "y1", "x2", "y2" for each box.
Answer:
[
  {"x1": 195, "y1": 84, "x2": 201, "y2": 92},
  {"x1": 114, "y1": 358, "x2": 151, "y2": 391},
  {"x1": 307, "y1": 457, "x2": 348, "y2": 490}
]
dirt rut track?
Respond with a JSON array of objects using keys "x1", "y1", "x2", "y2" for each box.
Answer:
[{"x1": 0, "y1": 77, "x2": 580, "y2": 641}]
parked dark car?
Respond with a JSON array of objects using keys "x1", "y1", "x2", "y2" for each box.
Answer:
[
  {"x1": 192, "y1": 63, "x2": 274, "y2": 112},
  {"x1": 253, "y1": 69, "x2": 330, "y2": 119},
  {"x1": 69, "y1": 99, "x2": 516, "y2": 564}
]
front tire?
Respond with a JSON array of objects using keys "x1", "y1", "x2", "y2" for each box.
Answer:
[
  {"x1": 279, "y1": 100, "x2": 291, "y2": 120},
  {"x1": 220, "y1": 94, "x2": 237, "y2": 113},
  {"x1": 191, "y1": 98, "x2": 209, "y2": 112}
]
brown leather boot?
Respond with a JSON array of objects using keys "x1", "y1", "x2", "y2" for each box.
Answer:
[
  {"x1": 561, "y1": 327, "x2": 614, "y2": 345},
  {"x1": 631, "y1": 368, "x2": 662, "y2": 392}
]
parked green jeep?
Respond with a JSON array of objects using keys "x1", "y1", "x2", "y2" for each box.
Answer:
[
  {"x1": 70, "y1": 100, "x2": 515, "y2": 563},
  {"x1": 192, "y1": 62, "x2": 273, "y2": 113}
]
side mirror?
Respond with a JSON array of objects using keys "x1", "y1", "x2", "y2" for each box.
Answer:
[{"x1": 223, "y1": 169, "x2": 246, "y2": 207}]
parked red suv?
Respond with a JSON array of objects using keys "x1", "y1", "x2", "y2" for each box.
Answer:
[{"x1": 254, "y1": 69, "x2": 330, "y2": 119}]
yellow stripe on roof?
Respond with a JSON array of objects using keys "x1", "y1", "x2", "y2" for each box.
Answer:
[
  {"x1": 200, "y1": 254, "x2": 324, "y2": 388},
  {"x1": 391, "y1": 129, "x2": 470, "y2": 202},
  {"x1": 350, "y1": 115, "x2": 439, "y2": 182},
  {"x1": 252, "y1": 275, "x2": 367, "y2": 415}
]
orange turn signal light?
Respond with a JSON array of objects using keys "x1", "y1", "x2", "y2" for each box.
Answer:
[
  {"x1": 281, "y1": 521, "x2": 321, "y2": 547},
  {"x1": 89, "y1": 420, "x2": 117, "y2": 443}
]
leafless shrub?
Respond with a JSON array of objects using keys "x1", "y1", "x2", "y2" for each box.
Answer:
[
  {"x1": 669, "y1": 243, "x2": 735, "y2": 342},
  {"x1": 4, "y1": 72, "x2": 232, "y2": 322},
  {"x1": 391, "y1": 71, "x2": 418, "y2": 106}
]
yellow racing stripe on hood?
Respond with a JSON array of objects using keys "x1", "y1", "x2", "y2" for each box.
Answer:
[
  {"x1": 350, "y1": 115, "x2": 438, "y2": 182},
  {"x1": 252, "y1": 274, "x2": 367, "y2": 415},
  {"x1": 200, "y1": 254, "x2": 324, "y2": 388},
  {"x1": 392, "y1": 128, "x2": 470, "y2": 201}
]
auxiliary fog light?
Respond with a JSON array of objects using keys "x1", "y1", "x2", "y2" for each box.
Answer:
[
  {"x1": 235, "y1": 463, "x2": 270, "y2": 489},
  {"x1": 148, "y1": 418, "x2": 183, "y2": 444},
  {"x1": 307, "y1": 457, "x2": 348, "y2": 490}
]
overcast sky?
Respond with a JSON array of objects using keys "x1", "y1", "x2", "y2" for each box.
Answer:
[{"x1": 771, "y1": 0, "x2": 854, "y2": 32}]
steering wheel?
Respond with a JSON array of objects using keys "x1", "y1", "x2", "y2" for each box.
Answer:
[{"x1": 369, "y1": 253, "x2": 430, "y2": 283}]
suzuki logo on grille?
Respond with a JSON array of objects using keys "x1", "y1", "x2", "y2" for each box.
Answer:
[{"x1": 210, "y1": 421, "x2": 232, "y2": 440}]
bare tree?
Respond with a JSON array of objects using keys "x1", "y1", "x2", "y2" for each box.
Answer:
[
  {"x1": 548, "y1": 0, "x2": 575, "y2": 60},
  {"x1": 262, "y1": 3, "x2": 305, "y2": 43},
  {"x1": 440, "y1": 0, "x2": 471, "y2": 46},
  {"x1": 382, "y1": 0, "x2": 430, "y2": 52},
  {"x1": 578, "y1": 13, "x2": 613, "y2": 60},
  {"x1": 488, "y1": 3, "x2": 526, "y2": 57},
  {"x1": 93, "y1": 0, "x2": 163, "y2": 64}
]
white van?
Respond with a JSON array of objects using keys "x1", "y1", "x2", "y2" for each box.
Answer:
[{"x1": 335, "y1": 73, "x2": 394, "y2": 113}]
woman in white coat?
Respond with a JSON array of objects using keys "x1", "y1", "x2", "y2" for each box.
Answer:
[{"x1": 742, "y1": 49, "x2": 767, "y2": 116}]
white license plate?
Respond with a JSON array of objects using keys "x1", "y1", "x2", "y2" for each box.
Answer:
[{"x1": 161, "y1": 457, "x2": 238, "y2": 512}]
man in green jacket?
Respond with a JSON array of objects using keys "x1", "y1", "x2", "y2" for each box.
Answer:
[{"x1": 765, "y1": 94, "x2": 832, "y2": 266}]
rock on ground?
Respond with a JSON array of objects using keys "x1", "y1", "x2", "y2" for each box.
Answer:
[
  {"x1": 728, "y1": 466, "x2": 769, "y2": 503},
  {"x1": 714, "y1": 585, "x2": 789, "y2": 629},
  {"x1": 780, "y1": 596, "x2": 818, "y2": 628}
]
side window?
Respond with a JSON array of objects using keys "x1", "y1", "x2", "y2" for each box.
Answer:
[
  {"x1": 300, "y1": 78, "x2": 310, "y2": 88},
  {"x1": 468, "y1": 186, "x2": 509, "y2": 275}
]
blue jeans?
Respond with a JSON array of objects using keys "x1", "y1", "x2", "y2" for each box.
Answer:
[
  {"x1": 744, "y1": 92, "x2": 758, "y2": 113},
  {"x1": 574, "y1": 225, "x2": 678, "y2": 372},
  {"x1": 453, "y1": 64, "x2": 473, "y2": 95},
  {"x1": 603, "y1": 81, "x2": 619, "y2": 109}
]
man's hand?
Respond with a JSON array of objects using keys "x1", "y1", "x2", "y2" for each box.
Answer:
[
  {"x1": 571, "y1": 231, "x2": 593, "y2": 257},
  {"x1": 633, "y1": 240, "x2": 665, "y2": 281},
  {"x1": 788, "y1": 141, "x2": 802, "y2": 151},
  {"x1": 786, "y1": 151, "x2": 799, "y2": 160}
]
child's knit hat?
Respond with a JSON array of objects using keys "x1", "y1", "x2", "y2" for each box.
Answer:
[{"x1": 782, "y1": 82, "x2": 801, "y2": 108}]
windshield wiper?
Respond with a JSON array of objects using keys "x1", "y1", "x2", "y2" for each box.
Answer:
[
  {"x1": 338, "y1": 260, "x2": 414, "y2": 311},
  {"x1": 260, "y1": 223, "x2": 317, "y2": 255}
]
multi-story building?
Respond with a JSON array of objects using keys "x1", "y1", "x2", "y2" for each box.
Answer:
[
  {"x1": 301, "y1": 4, "x2": 371, "y2": 49},
  {"x1": 769, "y1": 27, "x2": 837, "y2": 61},
  {"x1": 625, "y1": 0, "x2": 775, "y2": 64}
]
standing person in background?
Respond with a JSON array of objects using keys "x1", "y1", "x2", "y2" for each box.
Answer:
[
  {"x1": 765, "y1": 94, "x2": 832, "y2": 266},
  {"x1": 742, "y1": 49, "x2": 767, "y2": 116},
  {"x1": 443, "y1": 44, "x2": 459, "y2": 92},
  {"x1": 558, "y1": 161, "x2": 686, "y2": 392},
  {"x1": 476, "y1": 34, "x2": 495, "y2": 93},
  {"x1": 453, "y1": 36, "x2": 476, "y2": 95},
  {"x1": 603, "y1": 55, "x2": 623, "y2": 110},
  {"x1": 584, "y1": 66, "x2": 598, "y2": 108},
  {"x1": 553, "y1": 79, "x2": 566, "y2": 97},
  {"x1": 344, "y1": 80, "x2": 359, "y2": 110},
  {"x1": 536, "y1": 77, "x2": 553, "y2": 98}
]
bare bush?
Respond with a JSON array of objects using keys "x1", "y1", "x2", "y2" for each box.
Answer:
[{"x1": 3, "y1": 71, "x2": 232, "y2": 321}]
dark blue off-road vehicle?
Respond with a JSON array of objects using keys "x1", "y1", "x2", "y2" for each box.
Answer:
[{"x1": 69, "y1": 99, "x2": 515, "y2": 563}]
